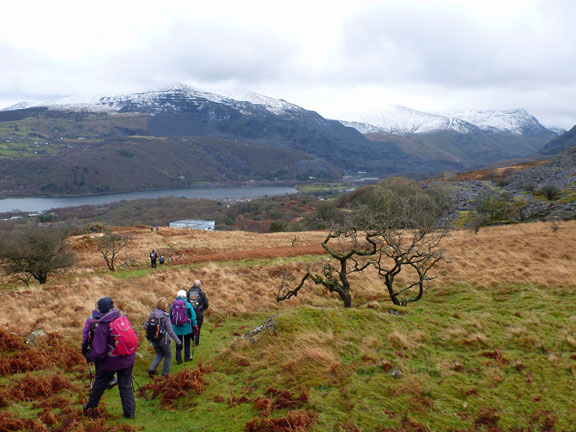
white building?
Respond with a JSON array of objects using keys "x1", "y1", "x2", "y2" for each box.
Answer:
[{"x1": 169, "y1": 219, "x2": 215, "y2": 230}]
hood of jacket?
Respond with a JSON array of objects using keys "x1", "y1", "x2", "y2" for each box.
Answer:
[
  {"x1": 99, "y1": 309, "x2": 121, "y2": 324},
  {"x1": 152, "y1": 308, "x2": 169, "y2": 319},
  {"x1": 91, "y1": 309, "x2": 103, "y2": 320}
]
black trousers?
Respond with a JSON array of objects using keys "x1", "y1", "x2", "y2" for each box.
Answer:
[
  {"x1": 175, "y1": 332, "x2": 192, "y2": 362},
  {"x1": 194, "y1": 313, "x2": 204, "y2": 346},
  {"x1": 86, "y1": 364, "x2": 135, "y2": 417}
]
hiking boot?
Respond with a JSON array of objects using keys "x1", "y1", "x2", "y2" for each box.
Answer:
[
  {"x1": 107, "y1": 378, "x2": 118, "y2": 388},
  {"x1": 176, "y1": 360, "x2": 182, "y2": 365},
  {"x1": 148, "y1": 370, "x2": 157, "y2": 378},
  {"x1": 123, "y1": 412, "x2": 135, "y2": 419},
  {"x1": 186, "y1": 356, "x2": 194, "y2": 362},
  {"x1": 82, "y1": 404, "x2": 89, "y2": 416}
]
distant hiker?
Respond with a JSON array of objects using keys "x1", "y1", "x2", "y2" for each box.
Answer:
[
  {"x1": 155, "y1": 225, "x2": 159, "y2": 232},
  {"x1": 159, "y1": 255, "x2": 165, "y2": 265},
  {"x1": 150, "y1": 226, "x2": 153, "y2": 232},
  {"x1": 187, "y1": 280, "x2": 209, "y2": 346},
  {"x1": 150, "y1": 250, "x2": 158, "y2": 268},
  {"x1": 144, "y1": 297, "x2": 181, "y2": 377},
  {"x1": 84, "y1": 297, "x2": 137, "y2": 419},
  {"x1": 170, "y1": 290, "x2": 198, "y2": 364},
  {"x1": 81, "y1": 306, "x2": 117, "y2": 389}
]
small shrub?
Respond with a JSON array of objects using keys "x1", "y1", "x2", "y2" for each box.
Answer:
[{"x1": 538, "y1": 185, "x2": 560, "y2": 201}]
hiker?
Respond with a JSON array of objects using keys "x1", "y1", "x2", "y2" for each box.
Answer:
[
  {"x1": 159, "y1": 255, "x2": 165, "y2": 265},
  {"x1": 170, "y1": 290, "x2": 198, "y2": 364},
  {"x1": 81, "y1": 306, "x2": 117, "y2": 389},
  {"x1": 84, "y1": 297, "x2": 137, "y2": 419},
  {"x1": 144, "y1": 297, "x2": 181, "y2": 377},
  {"x1": 150, "y1": 250, "x2": 158, "y2": 268},
  {"x1": 187, "y1": 280, "x2": 209, "y2": 346}
]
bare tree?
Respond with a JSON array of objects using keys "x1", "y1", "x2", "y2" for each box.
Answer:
[
  {"x1": 0, "y1": 225, "x2": 75, "y2": 284},
  {"x1": 278, "y1": 177, "x2": 451, "y2": 307},
  {"x1": 97, "y1": 232, "x2": 132, "y2": 271},
  {"x1": 371, "y1": 226, "x2": 447, "y2": 306},
  {"x1": 278, "y1": 228, "x2": 378, "y2": 307}
]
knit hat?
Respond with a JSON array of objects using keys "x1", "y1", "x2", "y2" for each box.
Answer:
[
  {"x1": 177, "y1": 290, "x2": 187, "y2": 298},
  {"x1": 97, "y1": 297, "x2": 114, "y2": 314}
]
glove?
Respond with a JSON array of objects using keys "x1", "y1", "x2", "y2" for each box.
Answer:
[
  {"x1": 84, "y1": 350, "x2": 91, "y2": 363},
  {"x1": 176, "y1": 342, "x2": 182, "y2": 349},
  {"x1": 81, "y1": 346, "x2": 88, "y2": 356},
  {"x1": 193, "y1": 326, "x2": 199, "y2": 335}
]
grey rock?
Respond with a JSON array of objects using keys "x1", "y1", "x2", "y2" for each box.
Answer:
[
  {"x1": 242, "y1": 313, "x2": 278, "y2": 343},
  {"x1": 386, "y1": 367, "x2": 402, "y2": 379},
  {"x1": 26, "y1": 329, "x2": 47, "y2": 347}
]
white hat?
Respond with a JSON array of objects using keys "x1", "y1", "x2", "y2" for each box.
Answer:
[{"x1": 177, "y1": 290, "x2": 187, "y2": 298}]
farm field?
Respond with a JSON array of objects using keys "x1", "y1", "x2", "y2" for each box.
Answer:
[{"x1": 1, "y1": 221, "x2": 575, "y2": 431}]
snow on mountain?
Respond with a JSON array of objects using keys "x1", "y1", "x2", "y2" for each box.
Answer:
[
  {"x1": 1, "y1": 84, "x2": 306, "y2": 116},
  {"x1": 340, "y1": 105, "x2": 553, "y2": 136},
  {"x1": 441, "y1": 109, "x2": 547, "y2": 135},
  {"x1": 0, "y1": 102, "x2": 36, "y2": 111},
  {"x1": 214, "y1": 88, "x2": 303, "y2": 115},
  {"x1": 340, "y1": 105, "x2": 476, "y2": 135}
]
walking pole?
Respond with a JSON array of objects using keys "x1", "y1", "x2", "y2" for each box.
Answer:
[
  {"x1": 132, "y1": 375, "x2": 148, "y2": 400},
  {"x1": 88, "y1": 362, "x2": 93, "y2": 390}
]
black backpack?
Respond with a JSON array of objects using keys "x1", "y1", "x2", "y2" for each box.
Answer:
[
  {"x1": 86, "y1": 317, "x2": 100, "y2": 349},
  {"x1": 187, "y1": 288, "x2": 203, "y2": 312},
  {"x1": 145, "y1": 314, "x2": 163, "y2": 342}
]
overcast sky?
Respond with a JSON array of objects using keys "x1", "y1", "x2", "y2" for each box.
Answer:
[{"x1": 1, "y1": 0, "x2": 575, "y2": 128}]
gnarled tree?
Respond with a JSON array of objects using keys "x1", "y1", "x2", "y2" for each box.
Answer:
[
  {"x1": 97, "y1": 232, "x2": 132, "y2": 271},
  {"x1": 278, "y1": 228, "x2": 378, "y2": 307},
  {"x1": 278, "y1": 177, "x2": 451, "y2": 307}
]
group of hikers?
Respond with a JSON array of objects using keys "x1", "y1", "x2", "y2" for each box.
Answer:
[
  {"x1": 80, "y1": 280, "x2": 209, "y2": 419},
  {"x1": 150, "y1": 249, "x2": 179, "y2": 268}
]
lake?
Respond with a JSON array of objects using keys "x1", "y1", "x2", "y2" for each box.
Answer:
[{"x1": 0, "y1": 186, "x2": 298, "y2": 214}]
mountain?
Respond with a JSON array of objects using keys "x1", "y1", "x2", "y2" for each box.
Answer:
[
  {"x1": 0, "y1": 85, "x2": 424, "y2": 198},
  {"x1": 537, "y1": 124, "x2": 576, "y2": 156},
  {"x1": 340, "y1": 107, "x2": 558, "y2": 165}
]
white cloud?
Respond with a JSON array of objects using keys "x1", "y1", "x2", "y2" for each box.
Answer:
[{"x1": 0, "y1": 0, "x2": 575, "y2": 128}]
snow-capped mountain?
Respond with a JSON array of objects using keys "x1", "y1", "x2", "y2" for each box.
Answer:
[
  {"x1": 1, "y1": 84, "x2": 307, "y2": 117},
  {"x1": 340, "y1": 105, "x2": 477, "y2": 135},
  {"x1": 339, "y1": 106, "x2": 554, "y2": 137},
  {"x1": 441, "y1": 109, "x2": 549, "y2": 136}
]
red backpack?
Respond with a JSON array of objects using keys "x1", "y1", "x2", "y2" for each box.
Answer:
[{"x1": 109, "y1": 315, "x2": 138, "y2": 356}]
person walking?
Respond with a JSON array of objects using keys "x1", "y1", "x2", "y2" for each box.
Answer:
[
  {"x1": 187, "y1": 280, "x2": 209, "y2": 346},
  {"x1": 170, "y1": 290, "x2": 198, "y2": 364},
  {"x1": 81, "y1": 306, "x2": 117, "y2": 388},
  {"x1": 150, "y1": 250, "x2": 158, "y2": 268},
  {"x1": 83, "y1": 297, "x2": 137, "y2": 419},
  {"x1": 144, "y1": 297, "x2": 181, "y2": 377}
]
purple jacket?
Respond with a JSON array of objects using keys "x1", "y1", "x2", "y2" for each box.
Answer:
[
  {"x1": 144, "y1": 309, "x2": 181, "y2": 345},
  {"x1": 87, "y1": 310, "x2": 136, "y2": 371},
  {"x1": 81, "y1": 309, "x2": 102, "y2": 350}
]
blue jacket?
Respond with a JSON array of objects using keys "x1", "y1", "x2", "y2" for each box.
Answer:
[{"x1": 170, "y1": 297, "x2": 197, "y2": 336}]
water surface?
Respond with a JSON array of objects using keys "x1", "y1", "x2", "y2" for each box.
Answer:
[{"x1": 0, "y1": 186, "x2": 298, "y2": 213}]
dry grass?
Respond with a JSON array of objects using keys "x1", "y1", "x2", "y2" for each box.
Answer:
[{"x1": 1, "y1": 221, "x2": 576, "y2": 336}]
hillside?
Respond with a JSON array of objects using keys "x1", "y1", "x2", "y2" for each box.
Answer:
[
  {"x1": 0, "y1": 86, "x2": 422, "y2": 198},
  {"x1": 342, "y1": 107, "x2": 558, "y2": 167},
  {"x1": 1, "y1": 222, "x2": 575, "y2": 430},
  {"x1": 538, "y1": 124, "x2": 576, "y2": 156}
]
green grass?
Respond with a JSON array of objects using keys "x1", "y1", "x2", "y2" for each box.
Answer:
[{"x1": 2, "y1": 283, "x2": 575, "y2": 430}]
